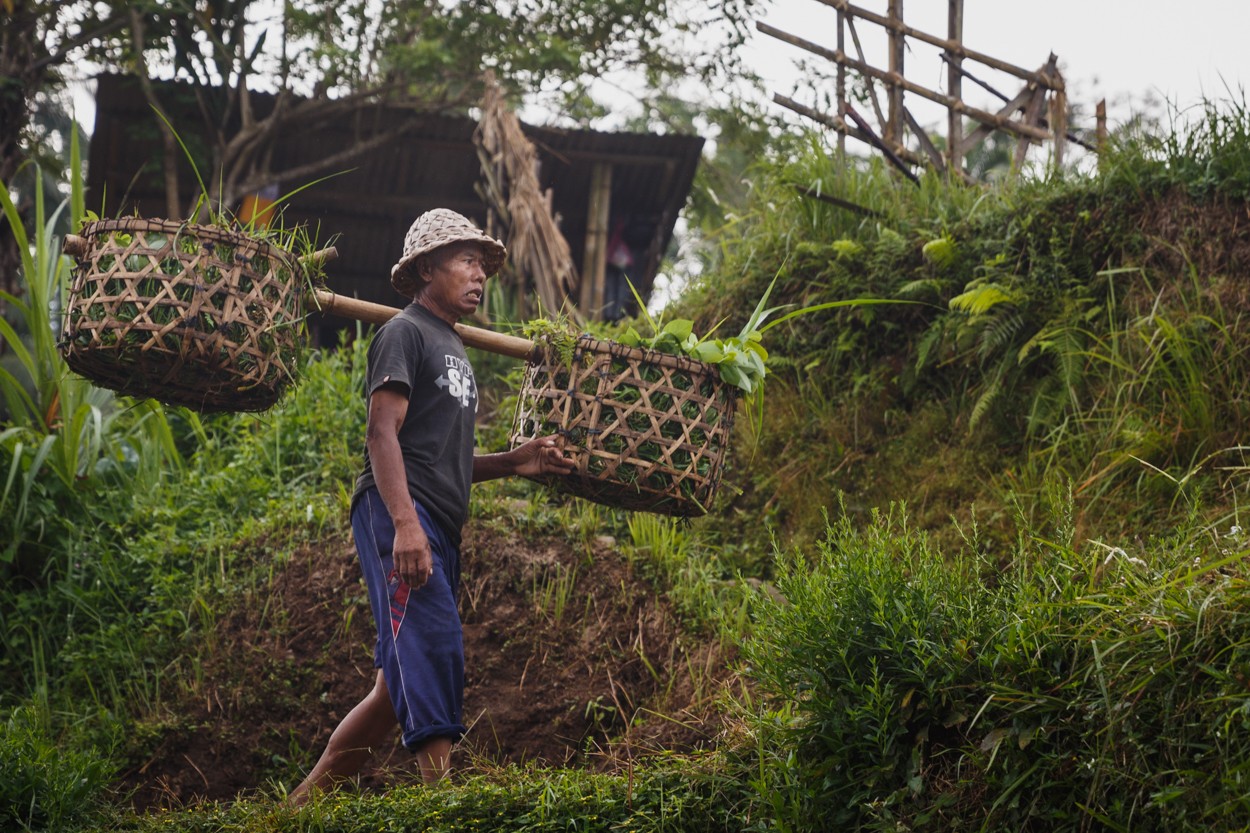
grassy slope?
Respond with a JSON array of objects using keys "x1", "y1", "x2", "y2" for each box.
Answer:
[{"x1": 689, "y1": 118, "x2": 1250, "y2": 558}]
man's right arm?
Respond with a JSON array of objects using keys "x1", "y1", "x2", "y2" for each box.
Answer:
[{"x1": 366, "y1": 384, "x2": 434, "y2": 590}]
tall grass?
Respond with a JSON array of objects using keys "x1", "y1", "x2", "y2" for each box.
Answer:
[
  {"x1": 1, "y1": 136, "x2": 182, "y2": 568},
  {"x1": 0, "y1": 705, "x2": 116, "y2": 833},
  {"x1": 1101, "y1": 94, "x2": 1250, "y2": 201},
  {"x1": 742, "y1": 507, "x2": 1250, "y2": 831},
  {"x1": 1017, "y1": 263, "x2": 1250, "y2": 519},
  {"x1": 0, "y1": 136, "x2": 372, "y2": 821}
]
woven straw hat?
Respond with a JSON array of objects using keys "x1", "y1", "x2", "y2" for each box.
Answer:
[{"x1": 391, "y1": 209, "x2": 507, "y2": 297}]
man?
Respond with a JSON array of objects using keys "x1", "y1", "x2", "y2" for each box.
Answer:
[{"x1": 290, "y1": 209, "x2": 574, "y2": 804}]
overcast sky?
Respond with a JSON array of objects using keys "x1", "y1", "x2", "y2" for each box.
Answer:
[{"x1": 749, "y1": 0, "x2": 1250, "y2": 139}]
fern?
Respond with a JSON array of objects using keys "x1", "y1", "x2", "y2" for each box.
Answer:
[
  {"x1": 896, "y1": 278, "x2": 944, "y2": 299},
  {"x1": 912, "y1": 321, "x2": 946, "y2": 375},
  {"x1": 977, "y1": 308, "x2": 1025, "y2": 361},
  {"x1": 949, "y1": 282, "x2": 1019, "y2": 315},
  {"x1": 968, "y1": 366, "x2": 1004, "y2": 433}
]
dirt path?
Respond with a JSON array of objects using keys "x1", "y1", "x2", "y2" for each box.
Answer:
[{"x1": 121, "y1": 519, "x2": 736, "y2": 808}]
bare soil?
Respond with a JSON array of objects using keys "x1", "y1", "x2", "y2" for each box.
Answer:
[{"x1": 120, "y1": 518, "x2": 736, "y2": 810}]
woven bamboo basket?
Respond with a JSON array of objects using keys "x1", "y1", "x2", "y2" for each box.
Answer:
[
  {"x1": 62, "y1": 217, "x2": 307, "y2": 412},
  {"x1": 510, "y1": 336, "x2": 737, "y2": 516}
]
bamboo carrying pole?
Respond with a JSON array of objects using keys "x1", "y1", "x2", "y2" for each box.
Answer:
[
  {"x1": 61, "y1": 236, "x2": 541, "y2": 362},
  {"x1": 299, "y1": 246, "x2": 539, "y2": 361},
  {"x1": 312, "y1": 288, "x2": 538, "y2": 361}
]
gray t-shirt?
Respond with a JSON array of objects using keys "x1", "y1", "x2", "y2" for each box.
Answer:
[{"x1": 351, "y1": 302, "x2": 477, "y2": 546}]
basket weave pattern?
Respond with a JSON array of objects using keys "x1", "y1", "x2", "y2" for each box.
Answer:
[
  {"x1": 62, "y1": 218, "x2": 305, "y2": 412},
  {"x1": 510, "y1": 337, "x2": 736, "y2": 516}
]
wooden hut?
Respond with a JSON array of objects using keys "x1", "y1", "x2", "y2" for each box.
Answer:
[{"x1": 86, "y1": 75, "x2": 704, "y2": 339}]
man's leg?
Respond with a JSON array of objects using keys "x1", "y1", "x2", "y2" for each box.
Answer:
[
  {"x1": 414, "y1": 737, "x2": 453, "y2": 784},
  {"x1": 288, "y1": 670, "x2": 396, "y2": 806}
]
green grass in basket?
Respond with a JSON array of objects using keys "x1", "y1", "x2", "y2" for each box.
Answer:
[{"x1": 614, "y1": 384, "x2": 640, "y2": 405}]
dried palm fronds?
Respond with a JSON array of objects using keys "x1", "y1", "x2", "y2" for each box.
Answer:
[{"x1": 474, "y1": 72, "x2": 581, "y2": 323}]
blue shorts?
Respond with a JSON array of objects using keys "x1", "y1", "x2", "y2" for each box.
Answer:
[{"x1": 351, "y1": 488, "x2": 466, "y2": 749}]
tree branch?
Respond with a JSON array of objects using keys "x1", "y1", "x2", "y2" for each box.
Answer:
[{"x1": 31, "y1": 14, "x2": 128, "y2": 73}]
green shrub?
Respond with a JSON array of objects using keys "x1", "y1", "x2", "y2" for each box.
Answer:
[
  {"x1": 744, "y1": 507, "x2": 1250, "y2": 831},
  {"x1": 0, "y1": 706, "x2": 115, "y2": 833},
  {"x1": 743, "y1": 507, "x2": 990, "y2": 829},
  {"x1": 110, "y1": 759, "x2": 743, "y2": 833}
]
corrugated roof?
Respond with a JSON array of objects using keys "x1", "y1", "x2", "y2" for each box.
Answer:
[{"x1": 87, "y1": 75, "x2": 703, "y2": 336}]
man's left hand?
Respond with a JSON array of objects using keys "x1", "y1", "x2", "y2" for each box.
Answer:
[{"x1": 512, "y1": 435, "x2": 576, "y2": 477}]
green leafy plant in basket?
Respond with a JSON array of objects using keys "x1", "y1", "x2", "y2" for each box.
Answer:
[
  {"x1": 63, "y1": 110, "x2": 345, "y2": 411},
  {"x1": 618, "y1": 273, "x2": 915, "y2": 403}
]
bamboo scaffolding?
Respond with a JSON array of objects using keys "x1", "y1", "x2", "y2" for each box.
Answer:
[
  {"x1": 1096, "y1": 99, "x2": 1108, "y2": 155},
  {"x1": 947, "y1": 0, "x2": 964, "y2": 172},
  {"x1": 816, "y1": 0, "x2": 1063, "y2": 90},
  {"x1": 903, "y1": 106, "x2": 946, "y2": 173},
  {"x1": 1013, "y1": 86, "x2": 1049, "y2": 169},
  {"x1": 836, "y1": 6, "x2": 846, "y2": 156},
  {"x1": 772, "y1": 93, "x2": 924, "y2": 167},
  {"x1": 1050, "y1": 85, "x2": 1068, "y2": 168},
  {"x1": 843, "y1": 103, "x2": 920, "y2": 184},
  {"x1": 792, "y1": 184, "x2": 882, "y2": 217},
  {"x1": 940, "y1": 53, "x2": 1096, "y2": 152},
  {"x1": 756, "y1": 21, "x2": 1053, "y2": 143},
  {"x1": 886, "y1": 0, "x2": 905, "y2": 146},
  {"x1": 957, "y1": 85, "x2": 1037, "y2": 155},
  {"x1": 845, "y1": 14, "x2": 888, "y2": 136}
]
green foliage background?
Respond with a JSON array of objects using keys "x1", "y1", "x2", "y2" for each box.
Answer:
[{"x1": 6, "y1": 96, "x2": 1250, "y2": 832}]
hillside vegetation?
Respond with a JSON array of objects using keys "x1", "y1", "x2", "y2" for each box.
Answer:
[
  {"x1": 692, "y1": 106, "x2": 1250, "y2": 555},
  {"x1": 3, "y1": 101, "x2": 1250, "y2": 831}
]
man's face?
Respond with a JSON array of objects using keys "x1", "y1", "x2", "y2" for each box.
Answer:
[{"x1": 419, "y1": 241, "x2": 488, "y2": 320}]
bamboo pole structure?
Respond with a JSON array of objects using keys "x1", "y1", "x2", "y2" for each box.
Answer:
[
  {"x1": 1096, "y1": 99, "x2": 1108, "y2": 156},
  {"x1": 756, "y1": 21, "x2": 1053, "y2": 143},
  {"x1": 1013, "y1": 86, "x2": 1048, "y2": 169},
  {"x1": 846, "y1": 15, "x2": 888, "y2": 138},
  {"x1": 946, "y1": 0, "x2": 964, "y2": 174},
  {"x1": 903, "y1": 106, "x2": 946, "y2": 172},
  {"x1": 836, "y1": 5, "x2": 847, "y2": 157},
  {"x1": 958, "y1": 82, "x2": 1039, "y2": 155},
  {"x1": 817, "y1": 0, "x2": 1063, "y2": 91},
  {"x1": 1050, "y1": 82, "x2": 1068, "y2": 169},
  {"x1": 792, "y1": 184, "x2": 882, "y2": 217},
  {"x1": 773, "y1": 93, "x2": 925, "y2": 167},
  {"x1": 579, "y1": 161, "x2": 612, "y2": 318},
  {"x1": 844, "y1": 103, "x2": 920, "y2": 184},
  {"x1": 941, "y1": 53, "x2": 1096, "y2": 152},
  {"x1": 886, "y1": 0, "x2": 904, "y2": 147}
]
